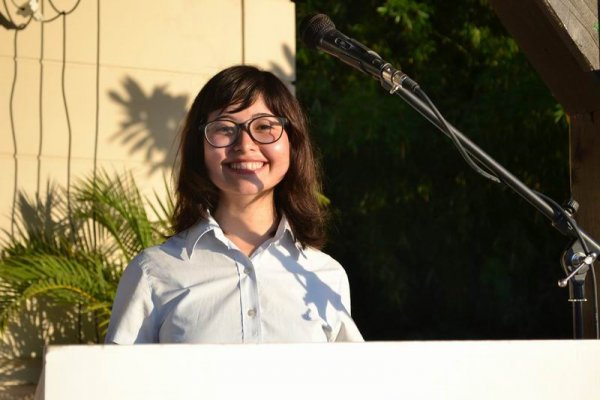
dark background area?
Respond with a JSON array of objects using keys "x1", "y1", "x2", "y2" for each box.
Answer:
[{"x1": 295, "y1": 0, "x2": 573, "y2": 340}]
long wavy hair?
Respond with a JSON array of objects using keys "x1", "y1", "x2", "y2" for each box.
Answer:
[{"x1": 172, "y1": 65, "x2": 327, "y2": 248}]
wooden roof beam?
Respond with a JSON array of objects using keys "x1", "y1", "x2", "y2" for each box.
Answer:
[{"x1": 489, "y1": 0, "x2": 600, "y2": 114}]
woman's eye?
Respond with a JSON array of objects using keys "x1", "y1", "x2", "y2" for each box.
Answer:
[
  {"x1": 213, "y1": 125, "x2": 235, "y2": 135},
  {"x1": 256, "y1": 124, "x2": 272, "y2": 131},
  {"x1": 253, "y1": 118, "x2": 280, "y2": 132}
]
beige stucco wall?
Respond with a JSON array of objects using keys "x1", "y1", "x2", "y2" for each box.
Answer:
[{"x1": 0, "y1": 0, "x2": 295, "y2": 388}]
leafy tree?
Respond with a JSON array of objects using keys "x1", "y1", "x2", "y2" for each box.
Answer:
[{"x1": 296, "y1": 0, "x2": 571, "y2": 339}]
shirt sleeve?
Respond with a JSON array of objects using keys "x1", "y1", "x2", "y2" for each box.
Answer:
[
  {"x1": 104, "y1": 254, "x2": 158, "y2": 344},
  {"x1": 333, "y1": 270, "x2": 364, "y2": 342}
]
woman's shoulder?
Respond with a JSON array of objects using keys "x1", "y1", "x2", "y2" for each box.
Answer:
[
  {"x1": 297, "y1": 245, "x2": 346, "y2": 273},
  {"x1": 126, "y1": 232, "x2": 188, "y2": 273}
]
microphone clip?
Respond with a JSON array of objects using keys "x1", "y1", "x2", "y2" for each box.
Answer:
[{"x1": 380, "y1": 64, "x2": 420, "y2": 94}]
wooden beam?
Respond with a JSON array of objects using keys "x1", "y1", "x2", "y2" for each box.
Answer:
[
  {"x1": 570, "y1": 111, "x2": 600, "y2": 338},
  {"x1": 491, "y1": 0, "x2": 600, "y2": 338},
  {"x1": 545, "y1": 0, "x2": 599, "y2": 71},
  {"x1": 489, "y1": 0, "x2": 600, "y2": 114}
]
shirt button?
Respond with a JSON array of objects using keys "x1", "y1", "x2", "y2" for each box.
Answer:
[
  {"x1": 247, "y1": 308, "x2": 257, "y2": 317},
  {"x1": 243, "y1": 267, "x2": 252, "y2": 275}
]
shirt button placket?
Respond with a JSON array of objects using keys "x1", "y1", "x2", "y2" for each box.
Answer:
[{"x1": 238, "y1": 259, "x2": 260, "y2": 343}]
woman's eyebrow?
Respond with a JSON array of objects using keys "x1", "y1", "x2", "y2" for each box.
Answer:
[{"x1": 214, "y1": 112, "x2": 273, "y2": 120}]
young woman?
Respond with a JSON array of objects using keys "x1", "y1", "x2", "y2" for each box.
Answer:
[{"x1": 105, "y1": 65, "x2": 363, "y2": 344}]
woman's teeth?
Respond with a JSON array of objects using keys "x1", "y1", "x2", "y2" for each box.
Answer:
[{"x1": 229, "y1": 162, "x2": 264, "y2": 171}]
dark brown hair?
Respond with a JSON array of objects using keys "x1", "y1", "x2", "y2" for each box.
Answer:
[{"x1": 172, "y1": 65, "x2": 327, "y2": 248}]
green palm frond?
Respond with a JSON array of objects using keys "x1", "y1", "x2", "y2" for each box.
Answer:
[
  {"x1": 2, "y1": 184, "x2": 71, "y2": 257},
  {"x1": 0, "y1": 169, "x2": 170, "y2": 341},
  {"x1": 0, "y1": 253, "x2": 115, "y2": 334},
  {"x1": 74, "y1": 170, "x2": 157, "y2": 260}
]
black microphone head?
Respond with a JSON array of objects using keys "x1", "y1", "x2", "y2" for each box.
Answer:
[{"x1": 300, "y1": 13, "x2": 336, "y2": 49}]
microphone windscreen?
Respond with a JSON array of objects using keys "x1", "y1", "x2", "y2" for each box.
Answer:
[{"x1": 299, "y1": 13, "x2": 336, "y2": 49}]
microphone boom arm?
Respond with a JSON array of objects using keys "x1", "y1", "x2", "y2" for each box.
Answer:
[{"x1": 380, "y1": 78, "x2": 600, "y2": 255}]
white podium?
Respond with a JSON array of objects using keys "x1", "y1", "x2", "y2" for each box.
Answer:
[{"x1": 40, "y1": 340, "x2": 600, "y2": 399}]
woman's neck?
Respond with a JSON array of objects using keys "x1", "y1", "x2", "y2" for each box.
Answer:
[{"x1": 213, "y1": 193, "x2": 279, "y2": 256}]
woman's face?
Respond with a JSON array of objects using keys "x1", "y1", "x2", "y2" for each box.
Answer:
[{"x1": 203, "y1": 95, "x2": 290, "y2": 203}]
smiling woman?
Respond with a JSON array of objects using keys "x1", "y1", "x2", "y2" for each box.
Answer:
[
  {"x1": 203, "y1": 96, "x2": 291, "y2": 215},
  {"x1": 104, "y1": 65, "x2": 364, "y2": 344}
]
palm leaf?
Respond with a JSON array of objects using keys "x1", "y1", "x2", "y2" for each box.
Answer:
[
  {"x1": 0, "y1": 169, "x2": 170, "y2": 341},
  {"x1": 0, "y1": 254, "x2": 116, "y2": 334},
  {"x1": 2, "y1": 184, "x2": 71, "y2": 257},
  {"x1": 73, "y1": 170, "x2": 157, "y2": 260}
]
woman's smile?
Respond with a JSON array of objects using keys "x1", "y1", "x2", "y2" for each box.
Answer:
[{"x1": 226, "y1": 160, "x2": 267, "y2": 173}]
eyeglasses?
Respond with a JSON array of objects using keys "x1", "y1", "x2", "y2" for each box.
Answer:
[{"x1": 201, "y1": 115, "x2": 288, "y2": 148}]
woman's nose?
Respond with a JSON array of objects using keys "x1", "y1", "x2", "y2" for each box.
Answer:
[{"x1": 233, "y1": 129, "x2": 258, "y2": 151}]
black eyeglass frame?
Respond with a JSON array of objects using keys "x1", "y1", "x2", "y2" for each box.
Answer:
[{"x1": 200, "y1": 115, "x2": 288, "y2": 148}]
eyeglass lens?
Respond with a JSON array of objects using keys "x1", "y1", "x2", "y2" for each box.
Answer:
[{"x1": 205, "y1": 116, "x2": 284, "y2": 147}]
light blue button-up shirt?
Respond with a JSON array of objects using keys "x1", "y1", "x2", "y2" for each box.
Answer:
[{"x1": 105, "y1": 215, "x2": 363, "y2": 344}]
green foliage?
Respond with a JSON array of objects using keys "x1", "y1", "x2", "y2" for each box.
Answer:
[
  {"x1": 297, "y1": 0, "x2": 571, "y2": 339},
  {"x1": 0, "y1": 172, "x2": 170, "y2": 341}
]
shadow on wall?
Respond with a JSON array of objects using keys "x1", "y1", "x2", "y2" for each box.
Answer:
[
  {"x1": 106, "y1": 45, "x2": 296, "y2": 175},
  {"x1": 270, "y1": 44, "x2": 296, "y2": 92},
  {"x1": 108, "y1": 77, "x2": 189, "y2": 174},
  {"x1": 0, "y1": 299, "x2": 95, "y2": 385}
]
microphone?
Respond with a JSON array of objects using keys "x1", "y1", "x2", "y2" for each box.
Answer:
[{"x1": 299, "y1": 13, "x2": 418, "y2": 92}]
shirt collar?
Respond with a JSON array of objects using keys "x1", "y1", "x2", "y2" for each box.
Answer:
[
  {"x1": 185, "y1": 213, "x2": 306, "y2": 260},
  {"x1": 184, "y1": 213, "x2": 221, "y2": 260},
  {"x1": 273, "y1": 215, "x2": 308, "y2": 259},
  {"x1": 273, "y1": 214, "x2": 293, "y2": 241}
]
